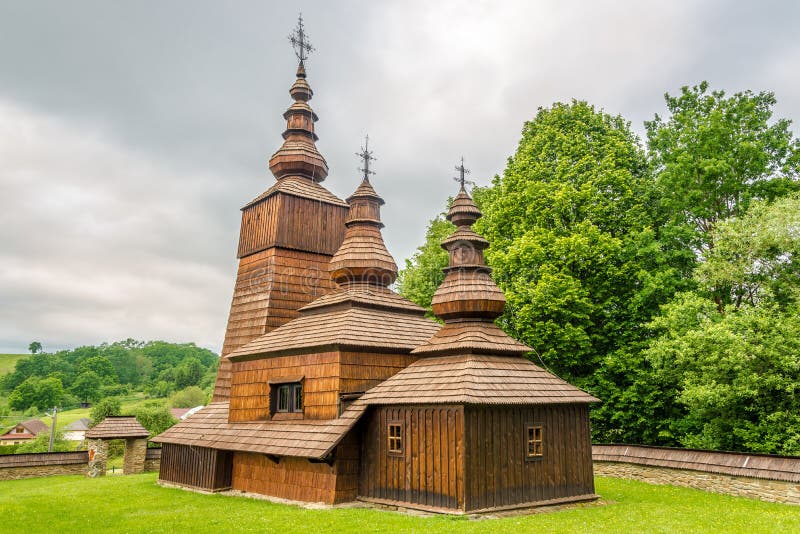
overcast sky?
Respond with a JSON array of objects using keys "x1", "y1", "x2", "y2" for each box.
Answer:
[{"x1": 1, "y1": 1, "x2": 798, "y2": 354}]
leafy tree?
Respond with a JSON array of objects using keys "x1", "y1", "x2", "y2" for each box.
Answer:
[
  {"x1": 90, "y1": 397, "x2": 122, "y2": 426},
  {"x1": 476, "y1": 101, "x2": 680, "y2": 382},
  {"x1": 8, "y1": 376, "x2": 64, "y2": 411},
  {"x1": 175, "y1": 358, "x2": 204, "y2": 389},
  {"x1": 646, "y1": 81, "x2": 800, "y2": 255},
  {"x1": 70, "y1": 371, "x2": 103, "y2": 404},
  {"x1": 396, "y1": 212, "x2": 454, "y2": 313},
  {"x1": 133, "y1": 404, "x2": 177, "y2": 439},
  {"x1": 645, "y1": 196, "x2": 800, "y2": 453},
  {"x1": 28, "y1": 341, "x2": 42, "y2": 354},
  {"x1": 78, "y1": 356, "x2": 118, "y2": 384},
  {"x1": 169, "y1": 386, "x2": 206, "y2": 408}
]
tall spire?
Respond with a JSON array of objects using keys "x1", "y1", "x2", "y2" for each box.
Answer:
[
  {"x1": 329, "y1": 138, "x2": 398, "y2": 287},
  {"x1": 268, "y1": 15, "x2": 328, "y2": 182},
  {"x1": 431, "y1": 158, "x2": 505, "y2": 321}
]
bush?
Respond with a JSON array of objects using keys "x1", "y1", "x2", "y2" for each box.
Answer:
[
  {"x1": 90, "y1": 397, "x2": 122, "y2": 425},
  {"x1": 169, "y1": 386, "x2": 206, "y2": 408},
  {"x1": 134, "y1": 405, "x2": 177, "y2": 438},
  {"x1": 15, "y1": 431, "x2": 73, "y2": 453}
]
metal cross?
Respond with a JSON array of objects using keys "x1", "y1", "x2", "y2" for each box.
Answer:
[
  {"x1": 454, "y1": 157, "x2": 472, "y2": 190},
  {"x1": 288, "y1": 13, "x2": 314, "y2": 64},
  {"x1": 357, "y1": 135, "x2": 376, "y2": 182}
]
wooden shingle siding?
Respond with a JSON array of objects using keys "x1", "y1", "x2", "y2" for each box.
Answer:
[
  {"x1": 359, "y1": 405, "x2": 464, "y2": 511},
  {"x1": 158, "y1": 443, "x2": 232, "y2": 491}
]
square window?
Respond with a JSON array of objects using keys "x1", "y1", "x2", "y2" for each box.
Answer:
[
  {"x1": 388, "y1": 423, "x2": 403, "y2": 455},
  {"x1": 526, "y1": 425, "x2": 543, "y2": 459}
]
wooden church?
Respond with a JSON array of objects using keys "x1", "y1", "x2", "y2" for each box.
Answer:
[{"x1": 154, "y1": 18, "x2": 598, "y2": 513}]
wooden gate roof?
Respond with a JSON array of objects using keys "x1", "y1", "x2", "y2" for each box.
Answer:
[
  {"x1": 85, "y1": 416, "x2": 149, "y2": 439},
  {"x1": 152, "y1": 401, "x2": 366, "y2": 459},
  {"x1": 358, "y1": 354, "x2": 598, "y2": 405}
]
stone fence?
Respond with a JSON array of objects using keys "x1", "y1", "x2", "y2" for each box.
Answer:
[
  {"x1": 0, "y1": 447, "x2": 162, "y2": 481},
  {"x1": 0, "y1": 451, "x2": 89, "y2": 481},
  {"x1": 593, "y1": 444, "x2": 800, "y2": 505}
]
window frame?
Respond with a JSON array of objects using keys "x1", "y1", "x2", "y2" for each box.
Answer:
[
  {"x1": 387, "y1": 422, "x2": 403, "y2": 456},
  {"x1": 271, "y1": 381, "x2": 303, "y2": 415},
  {"x1": 525, "y1": 424, "x2": 544, "y2": 461}
]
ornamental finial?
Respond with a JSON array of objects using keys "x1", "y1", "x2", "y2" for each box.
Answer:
[
  {"x1": 356, "y1": 135, "x2": 377, "y2": 183},
  {"x1": 454, "y1": 157, "x2": 472, "y2": 191},
  {"x1": 288, "y1": 13, "x2": 314, "y2": 64}
]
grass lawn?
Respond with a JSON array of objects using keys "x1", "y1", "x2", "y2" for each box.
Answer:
[
  {"x1": 0, "y1": 353, "x2": 26, "y2": 375},
  {"x1": 0, "y1": 474, "x2": 797, "y2": 533}
]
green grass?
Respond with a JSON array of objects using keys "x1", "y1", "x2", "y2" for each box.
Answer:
[
  {"x1": 0, "y1": 474, "x2": 797, "y2": 533},
  {"x1": 0, "y1": 353, "x2": 26, "y2": 375}
]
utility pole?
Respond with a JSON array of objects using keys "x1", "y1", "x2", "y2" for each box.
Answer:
[{"x1": 48, "y1": 406, "x2": 57, "y2": 452}]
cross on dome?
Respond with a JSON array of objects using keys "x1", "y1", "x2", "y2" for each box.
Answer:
[
  {"x1": 288, "y1": 13, "x2": 314, "y2": 64},
  {"x1": 454, "y1": 157, "x2": 472, "y2": 191},
  {"x1": 357, "y1": 135, "x2": 377, "y2": 182}
]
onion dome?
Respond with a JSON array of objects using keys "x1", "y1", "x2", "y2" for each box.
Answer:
[
  {"x1": 430, "y1": 186, "x2": 506, "y2": 321},
  {"x1": 268, "y1": 63, "x2": 329, "y2": 182},
  {"x1": 328, "y1": 139, "x2": 398, "y2": 287}
]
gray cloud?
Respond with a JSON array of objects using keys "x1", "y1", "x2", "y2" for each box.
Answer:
[{"x1": 0, "y1": 0, "x2": 798, "y2": 353}]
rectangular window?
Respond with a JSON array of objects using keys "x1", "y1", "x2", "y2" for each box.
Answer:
[
  {"x1": 274, "y1": 383, "x2": 303, "y2": 414},
  {"x1": 526, "y1": 425, "x2": 543, "y2": 459},
  {"x1": 388, "y1": 423, "x2": 403, "y2": 455}
]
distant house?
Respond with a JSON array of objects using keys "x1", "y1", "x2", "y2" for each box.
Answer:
[
  {"x1": 63, "y1": 418, "x2": 91, "y2": 441},
  {"x1": 170, "y1": 406, "x2": 204, "y2": 421},
  {"x1": 0, "y1": 419, "x2": 49, "y2": 445}
]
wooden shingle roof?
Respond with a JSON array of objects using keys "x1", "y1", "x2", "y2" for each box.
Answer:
[
  {"x1": 244, "y1": 175, "x2": 347, "y2": 209},
  {"x1": 359, "y1": 354, "x2": 599, "y2": 405},
  {"x1": 227, "y1": 301, "x2": 440, "y2": 361},
  {"x1": 412, "y1": 321, "x2": 531, "y2": 356},
  {"x1": 152, "y1": 401, "x2": 366, "y2": 459},
  {"x1": 85, "y1": 416, "x2": 149, "y2": 439}
]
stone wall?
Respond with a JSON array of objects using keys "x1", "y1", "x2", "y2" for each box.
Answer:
[
  {"x1": 593, "y1": 444, "x2": 800, "y2": 505},
  {"x1": 123, "y1": 438, "x2": 147, "y2": 474},
  {"x1": 0, "y1": 451, "x2": 88, "y2": 481}
]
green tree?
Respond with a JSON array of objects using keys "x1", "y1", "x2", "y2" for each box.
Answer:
[
  {"x1": 90, "y1": 397, "x2": 122, "y2": 425},
  {"x1": 397, "y1": 212, "x2": 454, "y2": 313},
  {"x1": 8, "y1": 376, "x2": 64, "y2": 411},
  {"x1": 646, "y1": 81, "x2": 799, "y2": 255},
  {"x1": 645, "y1": 196, "x2": 800, "y2": 453},
  {"x1": 174, "y1": 358, "x2": 204, "y2": 389},
  {"x1": 78, "y1": 356, "x2": 118, "y2": 384},
  {"x1": 70, "y1": 371, "x2": 103, "y2": 404},
  {"x1": 28, "y1": 341, "x2": 42, "y2": 354},
  {"x1": 169, "y1": 386, "x2": 206, "y2": 408}
]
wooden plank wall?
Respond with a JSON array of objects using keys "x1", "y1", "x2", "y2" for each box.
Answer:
[
  {"x1": 238, "y1": 194, "x2": 347, "y2": 259},
  {"x1": 359, "y1": 405, "x2": 465, "y2": 510},
  {"x1": 463, "y1": 404, "x2": 594, "y2": 512},
  {"x1": 232, "y1": 452, "x2": 337, "y2": 503},
  {"x1": 229, "y1": 352, "x2": 340, "y2": 421},
  {"x1": 159, "y1": 443, "x2": 232, "y2": 491}
]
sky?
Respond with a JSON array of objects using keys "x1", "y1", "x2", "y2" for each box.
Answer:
[{"x1": 1, "y1": 0, "x2": 799, "y2": 354}]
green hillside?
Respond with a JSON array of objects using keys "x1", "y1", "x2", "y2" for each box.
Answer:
[{"x1": 0, "y1": 354, "x2": 26, "y2": 375}]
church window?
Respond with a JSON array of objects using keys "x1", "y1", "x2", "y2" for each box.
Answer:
[
  {"x1": 388, "y1": 423, "x2": 403, "y2": 455},
  {"x1": 274, "y1": 383, "x2": 303, "y2": 413},
  {"x1": 526, "y1": 425, "x2": 543, "y2": 459}
]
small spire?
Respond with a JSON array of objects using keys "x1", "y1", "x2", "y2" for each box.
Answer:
[
  {"x1": 288, "y1": 13, "x2": 314, "y2": 66},
  {"x1": 454, "y1": 157, "x2": 472, "y2": 191},
  {"x1": 356, "y1": 135, "x2": 377, "y2": 183},
  {"x1": 329, "y1": 141, "x2": 397, "y2": 287}
]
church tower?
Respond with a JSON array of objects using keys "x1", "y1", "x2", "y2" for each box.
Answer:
[{"x1": 212, "y1": 16, "x2": 348, "y2": 401}]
